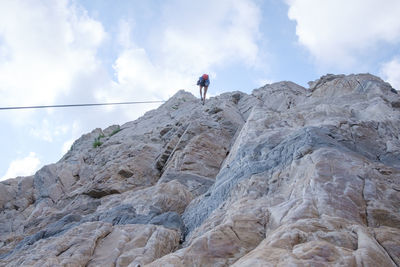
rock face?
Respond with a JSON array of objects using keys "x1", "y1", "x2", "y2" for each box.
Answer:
[{"x1": 1, "y1": 73, "x2": 400, "y2": 266}]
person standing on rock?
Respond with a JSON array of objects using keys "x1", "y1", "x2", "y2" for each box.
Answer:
[{"x1": 197, "y1": 74, "x2": 210, "y2": 105}]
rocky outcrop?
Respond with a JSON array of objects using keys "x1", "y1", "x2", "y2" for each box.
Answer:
[{"x1": 1, "y1": 73, "x2": 400, "y2": 266}]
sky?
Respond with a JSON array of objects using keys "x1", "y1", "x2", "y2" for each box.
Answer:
[{"x1": 1, "y1": 0, "x2": 400, "y2": 181}]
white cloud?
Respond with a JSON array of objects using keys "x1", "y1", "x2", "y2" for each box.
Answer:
[
  {"x1": 1, "y1": 152, "x2": 41, "y2": 181},
  {"x1": 256, "y1": 78, "x2": 274, "y2": 87},
  {"x1": 112, "y1": 48, "x2": 194, "y2": 99},
  {"x1": 117, "y1": 19, "x2": 135, "y2": 48},
  {"x1": 380, "y1": 57, "x2": 400, "y2": 90},
  {"x1": 29, "y1": 119, "x2": 69, "y2": 142},
  {"x1": 286, "y1": 0, "x2": 400, "y2": 67},
  {"x1": 62, "y1": 139, "x2": 74, "y2": 155},
  {"x1": 97, "y1": 0, "x2": 263, "y2": 107},
  {"x1": 0, "y1": 0, "x2": 106, "y2": 109},
  {"x1": 160, "y1": 0, "x2": 262, "y2": 73},
  {"x1": 59, "y1": 120, "x2": 83, "y2": 156}
]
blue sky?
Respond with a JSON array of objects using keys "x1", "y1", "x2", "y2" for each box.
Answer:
[{"x1": 1, "y1": 0, "x2": 400, "y2": 181}]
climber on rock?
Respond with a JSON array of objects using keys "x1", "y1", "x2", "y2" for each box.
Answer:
[{"x1": 197, "y1": 74, "x2": 210, "y2": 105}]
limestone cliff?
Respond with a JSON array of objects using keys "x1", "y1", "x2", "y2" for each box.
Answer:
[{"x1": 1, "y1": 73, "x2": 400, "y2": 266}]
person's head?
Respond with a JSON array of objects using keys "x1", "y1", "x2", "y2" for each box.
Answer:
[{"x1": 202, "y1": 74, "x2": 209, "y2": 80}]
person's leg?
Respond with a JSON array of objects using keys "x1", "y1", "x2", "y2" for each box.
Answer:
[
  {"x1": 203, "y1": 86, "x2": 208, "y2": 103},
  {"x1": 199, "y1": 86, "x2": 203, "y2": 101}
]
